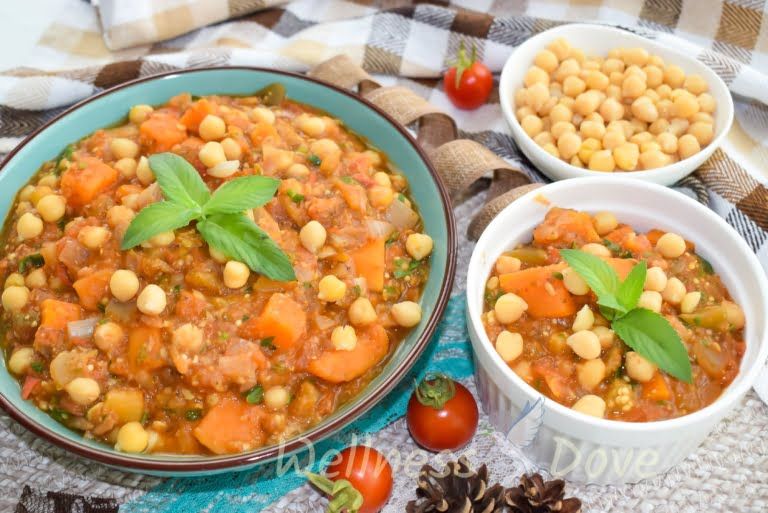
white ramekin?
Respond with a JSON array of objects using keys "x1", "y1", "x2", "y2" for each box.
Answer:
[
  {"x1": 498, "y1": 23, "x2": 734, "y2": 186},
  {"x1": 466, "y1": 177, "x2": 768, "y2": 485}
]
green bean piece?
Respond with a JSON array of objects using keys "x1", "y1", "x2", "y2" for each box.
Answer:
[
  {"x1": 679, "y1": 305, "x2": 728, "y2": 330},
  {"x1": 506, "y1": 247, "x2": 548, "y2": 266},
  {"x1": 255, "y1": 83, "x2": 286, "y2": 106}
]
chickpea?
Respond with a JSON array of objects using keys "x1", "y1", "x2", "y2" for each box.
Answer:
[
  {"x1": 495, "y1": 331, "x2": 523, "y2": 363},
  {"x1": 657, "y1": 132, "x2": 678, "y2": 154},
  {"x1": 534, "y1": 49, "x2": 559, "y2": 72},
  {"x1": 555, "y1": 58, "x2": 581, "y2": 82},
  {"x1": 318, "y1": 275, "x2": 346, "y2": 302},
  {"x1": 573, "y1": 90, "x2": 601, "y2": 116},
  {"x1": 640, "y1": 140, "x2": 662, "y2": 154},
  {"x1": 541, "y1": 143, "x2": 559, "y2": 158},
  {"x1": 110, "y1": 138, "x2": 139, "y2": 159},
  {"x1": 592, "y1": 326, "x2": 615, "y2": 348},
  {"x1": 548, "y1": 38, "x2": 571, "y2": 60},
  {"x1": 129, "y1": 104, "x2": 153, "y2": 124},
  {"x1": 577, "y1": 359, "x2": 606, "y2": 391},
  {"x1": 622, "y1": 74, "x2": 646, "y2": 99},
  {"x1": 251, "y1": 106, "x2": 275, "y2": 124},
  {"x1": 683, "y1": 74, "x2": 708, "y2": 95},
  {"x1": 94, "y1": 322, "x2": 124, "y2": 352},
  {"x1": 524, "y1": 66, "x2": 549, "y2": 87},
  {"x1": 668, "y1": 118, "x2": 690, "y2": 137},
  {"x1": 8, "y1": 347, "x2": 34, "y2": 375},
  {"x1": 584, "y1": 70, "x2": 609, "y2": 91},
  {"x1": 567, "y1": 330, "x2": 601, "y2": 360},
  {"x1": 588, "y1": 149, "x2": 616, "y2": 172},
  {"x1": 17, "y1": 212, "x2": 43, "y2": 240},
  {"x1": 570, "y1": 156, "x2": 584, "y2": 168},
  {"x1": 526, "y1": 82, "x2": 549, "y2": 111},
  {"x1": 65, "y1": 377, "x2": 101, "y2": 406},
  {"x1": 136, "y1": 284, "x2": 166, "y2": 315},
  {"x1": 551, "y1": 121, "x2": 576, "y2": 140},
  {"x1": 29, "y1": 186, "x2": 53, "y2": 207},
  {"x1": 680, "y1": 291, "x2": 702, "y2": 314},
  {"x1": 296, "y1": 115, "x2": 326, "y2": 137},
  {"x1": 572, "y1": 305, "x2": 595, "y2": 331},
  {"x1": 643, "y1": 65, "x2": 663, "y2": 88},
  {"x1": 605, "y1": 84, "x2": 622, "y2": 100},
  {"x1": 557, "y1": 132, "x2": 582, "y2": 161},
  {"x1": 649, "y1": 118, "x2": 670, "y2": 136},
  {"x1": 494, "y1": 293, "x2": 528, "y2": 324},
  {"x1": 582, "y1": 243, "x2": 612, "y2": 259},
  {"x1": 613, "y1": 142, "x2": 640, "y2": 170},
  {"x1": 644, "y1": 266, "x2": 668, "y2": 292},
  {"x1": 136, "y1": 156, "x2": 154, "y2": 185},
  {"x1": 34, "y1": 194, "x2": 66, "y2": 224},
  {"x1": 580, "y1": 120, "x2": 606, "y2": 140},
  {"x1": 2, "y1": 286, "x2": 29, "y2": 312},
  {"x1": 299, "y1": 220, "x2": 327, "y2": 253},
  {"x1": 107, "y1": 205, "x2": 135, "y2": 227},
  {"x1": 199, "y1": 141, "x2": 227, "y2": 168},
  {"x1": 602, "y1": 58, "x2": 625, "y2": 75},
  {"x1": 571, "y1": 394, "x2": 606, "y2": 418},
  {"x1": 691, "y1": 112, "x2": 714, "y2": 125},
  {"x1": 495, "y1": 255, "x2": 521, "y2": 275},
  {"x1": 199, "y1": 114, "x2": 226, "y2": 140},
  {"x1": 548, "y1": 103, "x2": 572, "y2": 124},
  {"x1": 78, "y1": 226, "x2": 110, "y2": 250},
  {"x1": 599, "y1": 97, "x2": 624, "y2": 122},
  {"x1": 534, "y1": 132, "x2": 554, "y2": 147},
  {"x1": 678, "y1": 133, "x2": 701, "y2": 159},
  {"x1": 662, "y1": 277, "x2": 686, "y2": 304},
  {"x1": 673, "y1": 93, "x2": 700, "y2": 118},
  {"x1": 117, "y1": 422, "x2": 149, "y2": 453},
  {"x1": 602, "y1": 128, "x2": 627, "y2": 151},
  {"x1": 625, "y1": 351, "x2": 656, "y2": 382},
  {"x1": 223, "y1": 261, "x2": 250, "y2": 289},
  {"x1": 630, "y1": 97, "x2": 659, "y2": 123},
  {"x1": 288, "y1": 163, "x2": 310, "y2": 178},
  {"x1": 638, "y1": 290, "x2": 662, "y2": 312},
  {"x1": 391, "y1": 301, "x2": 422, "y2": 327},
  {"x1": 562, "y1": 267, "x2": 589, "y2": 296},
  {"x1": 109, "y1": 270, "x2": 139, "y2": 302},
  {"x1": 687, "y1": 121, "x2": 714, "y2": 146},
  {"x1": 5, "y1": 273, "x2": 24, "y2": 288},
  {"x1": 656, "y1": 232, "x2": 686, "y2": 258},
  {"x1": 663, "y1": 65, "x2": 685, "y2": 88},
  {"x1": 623, "y1": 47, "x2": 649, "y2": 67},
  {"x1": 520, "y1": 115, "x2": 543, "y2": 137},
  {"x1": 639, "y1": 149, "x2": 671, "y2": 169},
  {"x1": 562, "y1": 75, "x2": 586, "y2": 97},
  {"x1": 348, "y1": 297, "x2": 377, "y2": 326},
  {"x1": 723, "y1": 300, "x2": 745, "y2": 329},
  {"x1": 172, "y1": 323, "x2": 204, "y2": 354},
  {"x1": 578, "y1": 138, "x2": 602, "y2": 164},
  {"x1": 25, "y1": 268, "x2": 46, "y2": 289},
  {"x1": 405, "y1": 233, "x2": 433, "y2": 261},
  {"x1": 697, "y1": 93, "x2": 716, "y2": 113},
  {"x1": 331, "y1": 325, "x2": 357, "y2": 351}
]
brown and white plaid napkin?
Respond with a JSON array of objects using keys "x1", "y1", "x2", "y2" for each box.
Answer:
[{"x1": 1, "y1": 1, "x2": 768, "y2": 512}]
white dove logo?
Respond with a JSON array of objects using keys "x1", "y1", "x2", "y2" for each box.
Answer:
[{"x1": 506, "y1": 396, "x2": 545, "y2": 448}]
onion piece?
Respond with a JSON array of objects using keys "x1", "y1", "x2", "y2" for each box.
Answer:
[
  {"x1": 208, "y1": 160, "x2": 240, "y2": 178},
  {"x1": 385, "y1": 197, "x2": 419, "y2": 230},
  {"x1": 366, "y1": 219, "x2": 395, "y2": 239},
  {"x1": 67, "y1": 317, "x2": 99, "y2": 339}
]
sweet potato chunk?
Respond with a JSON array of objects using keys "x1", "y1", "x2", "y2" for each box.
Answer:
[
  {"x1": 307, "y1": 324, "x2": 389, "y2": 383},
  {"x1": 61, "y1": 157, "x2": 118, "y2": 209},
  {"x1": 351, "y1": 238, "x2": 385, "y2": 292},
  {"x1": 498, "y1": 263, "x2": 576, "y2": 318},
  {"x1": 239, "y1": 293, "x2": 306, "y2": 351},
  {"x1": 533, "y1": 208, "x2": 600, "y2": 247},
  {"x1": 40, "y1": 299, "x2": 82, "y2": 330},
  {"x1": 193, "y1": 397, "x2": 263, "y2": 454}
]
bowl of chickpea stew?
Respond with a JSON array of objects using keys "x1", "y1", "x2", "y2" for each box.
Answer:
[
  {"x1": 0, "y1": 68, "x2": 456, "y2": 474},
  {"x1": 499, "y1": 23, "x2": 733, "y2": 185},
  {"x1": 466, "y1": 177, "x2": 767, "y2": 484}
]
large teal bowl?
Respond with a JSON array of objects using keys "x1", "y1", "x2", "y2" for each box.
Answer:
[{"x1": 0, "y1": 68, "x2": 456, "y2": 475}]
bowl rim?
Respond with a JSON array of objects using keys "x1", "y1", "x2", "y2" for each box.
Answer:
[
  {"x1": 499, "y1": 22, "x2": 735, "y2": 182},
  {"x1": 466, "y1": 176, "x2": 768, "y2": 435},
  {"x1": 0, "y1": 66, "x2": 458, "y2": 472}
]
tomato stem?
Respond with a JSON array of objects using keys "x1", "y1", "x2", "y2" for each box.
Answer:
[
  {"x1": 415, "y1": 372, "x2": 456, "y2": 409},
  {"x1": 451, "y1": 40, "x2": 477, "y2": 89},
  {"x1": 305, "y1": 472, "x2": 364, "y2": 513}
]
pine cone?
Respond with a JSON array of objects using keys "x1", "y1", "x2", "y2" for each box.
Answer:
[
  {"x1": 406, "y1": 456, "x2": 506, "y2": 513},
  {"x1": 505, "y1": 473, "x2": 582, "y2": 513}
]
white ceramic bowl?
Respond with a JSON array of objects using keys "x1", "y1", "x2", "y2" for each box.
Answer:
[
  {"x1": 499, "y1": 23, "x2": 734, "y2": 186},
  {"x1": 466, "y1": 177, "x2": 768, "y2": 485}
]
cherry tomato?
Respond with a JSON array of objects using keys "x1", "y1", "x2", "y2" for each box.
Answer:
[
  {"x1": 444, "y1": 42, "x2": 493, "y2": 110},
  {"x1": 406, "y1": 373, "x2": 478, "y2": 451},
  {"x1": 325, "y1": 446, "x2": 393, "y2": 513}
]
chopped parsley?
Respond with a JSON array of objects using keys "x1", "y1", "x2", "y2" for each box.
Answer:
[
  {"x1": 352, "y1": 284, "x2": 362, "y2": 297},
  {"x1": 385, "y1": 231, "x2": 400, "y2": 246},
  {"x1": 49, "y1": 408, "x2": 70, "y2": 423},
  {"x1": 286, "y1": 189, "x2": 304, "y2": 204},
  {"x1": 603, "y1": 239, "x2": 633, "y2": 258},
  {"x1": 697, "y1": 255, "x2": 714, "y2": 275},
  {"x1": 218, "y1": 331, "x2": 230, "y2": 341},
  {"x1": 18, "y1": 253, "x2": 44, "y2": 273},
  {"x1": 260, "y1": 336, "x2": 276, "y2": 350},
  {"x1": 140, "y1": 411, "x2": 150, "y2": 424},
  {"x1": 307, "y1": 154, "x2": 322, "y2": 166},
  {"x1": 97, "y1": 303, "x2": 107, "y2": 313},
  {"x1": 397, "y1": 193, "x2": 407, "y2": 203},
  {"x1": 340, "y1": 175, "x2": 359, "y2": 185},
  {"x1": 552, "y1": 271, "x2": 564, "y2": 280},
  {"x1": 244, "y1": 385, "x2": 264, "y2": 404},
  {"x1": 30, "y1": 361, "x2": 44, "y2": 373},
  {"x1": 393, "y1": 257, "x2": 421, "y2": 279},
  {"x1": 241, "y1": 314, "x2": 250, "y2": 322},
  {"x1": 184, "y1": 408, "x2": 203, "y2": 421}
]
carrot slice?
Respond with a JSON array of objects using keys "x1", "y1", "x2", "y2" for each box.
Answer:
[
  {"x1": 642, "y1": 372, "x2": 671, "y2": 402},
  {"x1": 179, "y1": 98, "x2": 216, "y2": 131},
  {"x1": 239, "y1": 293, "x2": 306, "y2": 351},
  {"x1": 533, "y1": 208, "x2": 600, "y2": 247},
  {"x1": 72, "y1": 269, "x2": 112, "y2": 311},
  {"x1": 60, "y1": 157, "x2": 119, "y2": 209},
  {"x1": 351, "y1": 238, "x2": 385, "y2": 292},
  {"x1": 128, "y1": 326, "x2": 166, "y2": 371},
  {"x1": 307, "y1": 324, "x2": 389, "y2": 383},
  {"x1": 498, "y1": 263, "x2": 576, "y2": 318},
  {"x1": 40, "y1": 299, "x2": 82, "y2": 329},
  {"x1": 249, "y1": 122, "x2": 278, "y2": 146},
  {"x1": 140, "y1": 112, "x2": 187, "y2": 152},
  {"x1": 193, "y1": 397, "x2": 263, "y2": 455}
]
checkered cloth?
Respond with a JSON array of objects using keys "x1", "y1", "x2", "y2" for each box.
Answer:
[{"x1": 1, "y1": 1, "x2": 768, "y2": 512}]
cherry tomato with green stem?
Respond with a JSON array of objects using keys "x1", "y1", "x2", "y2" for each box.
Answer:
[
  {"x1": 444, "y1": 42, "x2": 494, "y2": 110},
  {"x1": 406, "y1": 373, "x2": 479, "y2": 451},
  {"x1": 306, "y1": 445, "x2": 393, "y2": 513}
]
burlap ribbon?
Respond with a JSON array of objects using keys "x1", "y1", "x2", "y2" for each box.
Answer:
[{"x1": 309, "y1": 55, "x2": 532, "y2": 239}]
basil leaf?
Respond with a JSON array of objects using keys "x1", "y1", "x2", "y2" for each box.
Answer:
[
  {"x1": 121, "y1": 201, "x2": 199, "y2": 250},
  {"x1": 244, "y1": 385, "x2": 264, "y2": 404},
  {"x1": 616, "y1": 260, "x2": 646, "y2": 311},
  {"x1": 197, "y1": 213, "x2": 296, "y2": 281},
  {"x1": 612, "y1": 308, "x2": 693, "y2": 383},
  {"x1": 19, "y1": 253, "x2": 45, "y2": 273},
  {"x1": 560, "y1": 249, "x2": 626, "y2": 313},
  {"x1": 203, "y1": 176, "x2": 280, "y2": 216},
  {"x1": 148, "y1": 153, "x2": 210, "y2": 209}
]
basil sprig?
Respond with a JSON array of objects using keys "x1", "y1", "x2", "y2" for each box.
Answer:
[
  {"x1": 122, "y1": 153, "x2": 295, "y2": 281},
  {"x1": 560, "y1": 249, "x2": 692, "y2": 383}
]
